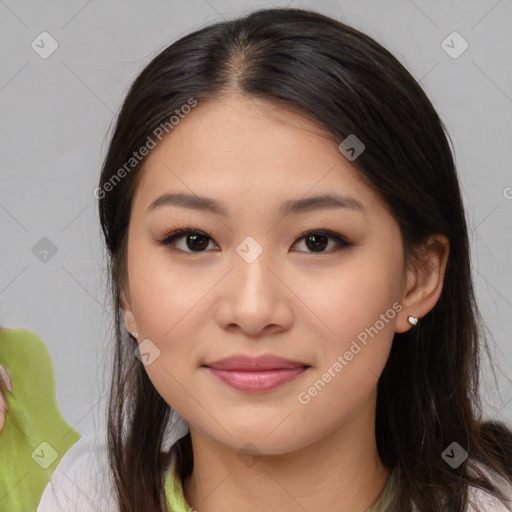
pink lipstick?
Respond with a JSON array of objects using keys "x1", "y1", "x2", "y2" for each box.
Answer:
[{"x1": 203, "y1": 354, "x2": 310, "y2": 392}]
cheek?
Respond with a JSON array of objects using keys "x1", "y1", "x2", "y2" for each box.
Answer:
[
  {"x1": 296, "y1": 270, "x2": 397, "y2": 427},
  {"x1": 295, "y1": 250, "x2": 402, "y2": 412},
  {"x1": 299, "y1": 253, "x2": 402, "y2": 349},
  {"x1": 128, "y1": 243, "x2": 203, "y2": 336},
  {"x1": 127, "y1": 245, "x2": 210, "y2": 404}
]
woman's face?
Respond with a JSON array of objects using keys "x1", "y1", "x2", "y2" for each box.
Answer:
[{"x1": 123, "y1": 95, "x2": 410, "y2": 454}]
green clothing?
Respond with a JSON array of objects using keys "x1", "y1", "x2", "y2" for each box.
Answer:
[
  {"x1": 0, "y1": 328, "x2": 81, "y2": 512},
  {"x1": 165, "y1": 449, "x2": 192, "y2": 511}
]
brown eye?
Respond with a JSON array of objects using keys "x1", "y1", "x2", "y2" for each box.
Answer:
[
  {"x1": 292, "y1": 230, "x2": 353, "y2": 253},
  {"x1": 159, "y1": 228, "x2": 353, "y2": 254},
  {"x1": 159, "y1": 229, "x2": 217, "y2": 252}
]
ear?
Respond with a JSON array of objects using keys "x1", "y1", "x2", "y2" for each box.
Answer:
[
  {"x1": 121, "y1": 288, "x2": 138, "y2": 335},
  {"x1": 395, "y1": 234, "x2": 450, "y2": 333}
]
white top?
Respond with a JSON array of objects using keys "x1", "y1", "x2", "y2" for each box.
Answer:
[
  {"x1": 37, "y1": 421, "x2": 512, "y2": 511},
  {"x1": 37, "y1": 412, "x2": 190, "y2": 512},
  {"x1": 37, "y1": 431, "x2": 118, "y2": 512}
]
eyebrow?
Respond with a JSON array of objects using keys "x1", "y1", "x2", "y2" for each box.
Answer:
[{"x1": 146, "y1": 192, "x2": 366, "y2": 217}]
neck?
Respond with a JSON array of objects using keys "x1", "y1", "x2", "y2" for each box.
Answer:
[{"x1": 181, "y1": 390, "x2": 391, "y2": 512}]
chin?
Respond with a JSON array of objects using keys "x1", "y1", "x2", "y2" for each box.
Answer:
[{"x1": 209, "y1": 428, "x2": 314, "y2": 456}]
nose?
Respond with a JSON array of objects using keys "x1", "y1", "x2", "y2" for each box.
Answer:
[{"x1": 215, "y1": 240, "x2": 294, "y2": 337}]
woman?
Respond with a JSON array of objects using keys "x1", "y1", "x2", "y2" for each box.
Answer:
[{"x1": 37, "y1": 7, "x2": 512, "y2": 512}]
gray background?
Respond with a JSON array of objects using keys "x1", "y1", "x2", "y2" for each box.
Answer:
[{"x1": 1, "y1": 0, "x2": 511, "y2": 436}]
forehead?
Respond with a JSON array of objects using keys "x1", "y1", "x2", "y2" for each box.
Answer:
[{"x1": 133, "y1": 96, "x2": 387, "y2": 219}]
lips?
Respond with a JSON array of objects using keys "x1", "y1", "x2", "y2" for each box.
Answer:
[
  {"x1": 202, "y1": 354, "x2": 311, "y2": 392},
  {"x1": 203, "y1": 354, "x2": 310, "y2": 371}
]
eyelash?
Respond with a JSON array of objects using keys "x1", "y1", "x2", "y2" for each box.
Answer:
[{"x1": 157, "y1": 226, "x2": 353, "y2": 254}]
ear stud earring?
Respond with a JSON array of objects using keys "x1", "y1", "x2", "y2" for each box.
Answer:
[
  {"x1": 126, "y1": 326, "x2": 138, "y2": 338},
  {"x1": 407, "y1": 315, "x2": 418, "y2": 326}
]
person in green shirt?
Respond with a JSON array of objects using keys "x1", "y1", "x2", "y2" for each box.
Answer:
[{"x1": 0, "y1": 327, "x2": 81, "y2": 512}]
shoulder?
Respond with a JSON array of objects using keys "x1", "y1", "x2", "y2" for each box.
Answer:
[
  {"x1": 36, "y1": 413, "x2": 190, "y2": 512},
  {"x1": 465, "y1": 463, "x2": 512, "y2": 512},
  {"x1": 0, "y1": 327, "x2": 53, "y2": 373},
  {"x1": 407, "y1": 460, "x2": 512, "y2": 512},
  {"x1": 36, "y1": 432, "x2": 118, "y2": 512},
  {"x1": 466, "y1": 486, "x2": 512, "y2": 511},
  {"x1": 0, "y1": 327, "x2": 48, "y2": 353}
]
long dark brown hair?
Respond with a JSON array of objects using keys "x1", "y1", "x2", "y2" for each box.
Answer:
[{"x1": 97, "y1": 7, "x2": 512, "y2": 511}]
